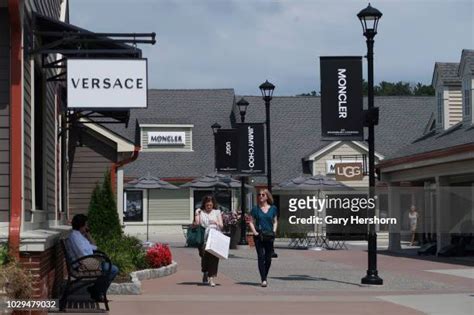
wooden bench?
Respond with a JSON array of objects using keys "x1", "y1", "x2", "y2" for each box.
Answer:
[{"x1": 59, "y1": 236, "x2": 112, "y2": 312}]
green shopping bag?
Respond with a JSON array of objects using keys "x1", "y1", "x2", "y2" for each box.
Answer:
[{"x1": 187, "y1": 225, "x2": 205, "y2": 247}]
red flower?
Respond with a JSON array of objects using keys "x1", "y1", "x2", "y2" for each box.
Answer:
[{"x1": 146, "y1": 243, "x2": 173, "y2": 268}]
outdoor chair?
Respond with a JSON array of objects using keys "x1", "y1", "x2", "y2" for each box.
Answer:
[{"x1": 59, "y1": 236, "x2": 112, "y2": 311}]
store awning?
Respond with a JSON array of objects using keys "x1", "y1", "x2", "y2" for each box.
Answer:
[
  {"x1": 31, "y1": 13, "x2": 155, "y2": 81},
  {"x1": 29, "y1": 13, "x2": 156, "y2": 126}
]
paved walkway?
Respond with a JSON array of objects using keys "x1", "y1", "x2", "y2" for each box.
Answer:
[{"x1": 107, "y1": 238, "x2": 474, "y2": 315}]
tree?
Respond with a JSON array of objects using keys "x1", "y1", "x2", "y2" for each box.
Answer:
[
  {"x1": 87, "y1": 170, "x2": 122, "y2": 241},
  {"x1": 297, "y1": 90, "x2": 319, "y2": 97},
  {"x1": 413, "y1": 82, "x2": 435, "y2": 96},
  {"x1": 299, "y1": 80, "x2": 434, "y2": 97}
]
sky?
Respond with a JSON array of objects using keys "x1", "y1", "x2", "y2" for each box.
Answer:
[{"x1": 70, "y1": 0, "x2": 473, "y2": 96}]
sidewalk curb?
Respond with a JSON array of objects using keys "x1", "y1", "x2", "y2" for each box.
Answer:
[{"x1": 108, "y1": 261, "x2": 178, "y2": 295}]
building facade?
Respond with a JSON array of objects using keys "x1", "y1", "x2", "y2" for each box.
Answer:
[
  {"x1": 378, "y1": 49, "x2": 474, "y2": 254},
  {"x1": 104, "y1": 89, "x2": 434, "y2": 237}
]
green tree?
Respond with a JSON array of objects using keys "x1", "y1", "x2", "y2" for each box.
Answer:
[
  {"x1": 297, "y1": 90, "x2": 319, "y2": 96},
  {"x1": 413, "y1": 82, "x2": 435, "y2": 96},
  {"x1": 87, "y1": 170, "x2": 122, "y2": 241}
]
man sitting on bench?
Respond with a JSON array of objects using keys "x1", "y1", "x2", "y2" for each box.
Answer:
[{"x1": 69, "y1": 214, "x2": 119, "y2": 301}]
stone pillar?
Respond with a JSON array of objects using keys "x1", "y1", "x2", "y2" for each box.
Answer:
[
  {"x1": 388, "y1": 182, "x2": 401, "y2": 251},
  {"x1": 436, "y1": 176, "x2": 450, "y2": 254}
]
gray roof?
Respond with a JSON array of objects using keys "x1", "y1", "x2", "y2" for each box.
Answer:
[
  {"x1": 234, "y1": 95, "x2": 435, "y2": 183},
  {"x1": 459, "y1": 49, "x2": 474, "y2": 75},
  {"x1": 104, "y1": 89, "x2": 235, "y2": 144},
  {"x1": 103, "y1": 90, "x2": 434, "y2": 184},
  {"x1": 106, "y1": 89, "x2": 235, "y2": 179},
  {"x1": 388, "y1": 122, "x2": 474, "y2": 160},
  {"x1": 433, "y1": 62, "x2": 461, "y2": 86}
]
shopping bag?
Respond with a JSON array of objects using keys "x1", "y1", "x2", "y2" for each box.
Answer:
[
  {"x1": 186, "y1": 225, "x2": 205, "y2": 247},
  {"x1": 205, "y1": 229, "x2": 230, "y2": 259}
]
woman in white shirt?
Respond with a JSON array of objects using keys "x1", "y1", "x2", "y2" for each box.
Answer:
[{"x1": 194, "y1": 195, "x2": 223, "y2": 287}]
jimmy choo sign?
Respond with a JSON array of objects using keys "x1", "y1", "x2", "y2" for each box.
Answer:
[
  {"x1": 67, "y1": 59, "x2": 148, "y2": 109},
  {"x1": 148, "y1": 132, "x2": 185, "y2": 146}
]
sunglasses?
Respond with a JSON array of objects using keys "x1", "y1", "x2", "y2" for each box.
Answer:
[{"x1": 258, "y1": 193, "x2": 266, "y2": 197}]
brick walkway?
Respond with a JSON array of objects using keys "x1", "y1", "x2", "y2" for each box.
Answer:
[{"x1": 106, "y1": 242, "x2": 474, "y2": 315}]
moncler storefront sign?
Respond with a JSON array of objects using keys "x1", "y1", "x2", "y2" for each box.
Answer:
[{"x1": 67, "y1": 59, "x2": 148, "y2": 109}]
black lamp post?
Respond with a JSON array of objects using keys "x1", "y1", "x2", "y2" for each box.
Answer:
[
  {"x1": 259, "y1": 80, "x2": 275, "y2": 193},
  {"x1": 211, "y1": 122, "x2": 222, "y2": 135},
  {"x1": 358, "y1": 3, "x2": 383, "y2": 286},
  {"x1": 236, "y1": 98, "x2": 249, "y2": 245},
  {"x1": 211, "y1": 122, "x2": 221, "y2": 172}
]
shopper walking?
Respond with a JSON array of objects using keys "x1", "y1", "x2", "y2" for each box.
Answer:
[
  {"x1": 409, "y1": 205, "x2": 419, "y2": 246},
  {"x1": 249, "y1": 189, "x2": 278, "y2": 287},
  {"x1": 194, "y1": 195, "x2": 224, "y2": 287}
]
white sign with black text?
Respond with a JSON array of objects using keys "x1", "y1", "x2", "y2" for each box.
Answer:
[
  {"x1": 67, "y1": 59, "x2": 148, "y2": 109},
  {"x1": 148, "y1": 132, "x2": 186, "y2": 146}
]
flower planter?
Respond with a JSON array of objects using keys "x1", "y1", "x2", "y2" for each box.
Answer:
[
  {"x1": 229, "y1": 225, "x2": 241, "y2": 249},
  {"x1": 108, "y1": 261, "x2": 178, "y2": 295}
]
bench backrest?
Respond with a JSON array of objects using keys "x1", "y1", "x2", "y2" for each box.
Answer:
[{"x1": 61, "y1": 236, "x2": 76, "y2": 273}]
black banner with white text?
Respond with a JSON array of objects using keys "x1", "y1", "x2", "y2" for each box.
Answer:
[
  {"x1": 238, "y1": 123, "x2": 265, "y2": 175},
  {"x1": 215, "y1": 129, "x2": 239, "y2": 172},
  {"x1": 320, "y1": 56, "x2": 363, "y2": 140}
]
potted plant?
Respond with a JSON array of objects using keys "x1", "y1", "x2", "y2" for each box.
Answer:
[
  {"x1": 244, "y1": 214, "x2": 255, "y2": 247},
  {"x1": 222, "y1": 211, "x2": 240, "y2": 249}
]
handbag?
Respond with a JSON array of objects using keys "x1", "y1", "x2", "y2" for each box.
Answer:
[
  {"x1": 186, "y1": 225, "x2": 205, "y2": 247},
  {"x1": 260, "y1": 230, "x2": 275, "y2": 242}
]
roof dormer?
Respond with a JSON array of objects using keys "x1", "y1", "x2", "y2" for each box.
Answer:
[
  {"x1": 432, "y1": 62, "x2": 461, "y2": 130},
  {"x1": 458, "y1": 49, "x2": 474, "y2": 124}
]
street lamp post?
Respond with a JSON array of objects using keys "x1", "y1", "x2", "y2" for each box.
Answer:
[
  {"x1": 211, "y1": 122, "x2": 222, "y2": 172},
  {"x1": 358, "y1": 3, "x2": 383, "y2": 285},
  {"x1": 260, "y1": 80, "x2": 278, "y2": 258},
  {"x1": 259, "y1": 80, "x2": 275, "y2": 193},
  {"x1": 237, "y1": 98, "x2": 249, "y2": 245}
]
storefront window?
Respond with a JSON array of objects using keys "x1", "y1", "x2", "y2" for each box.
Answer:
[
  {"x1": 193, "y1": 190, "x2": 231, "y2": 213},
  {"x1": 124, "y1": 190, "x2": 143, "y2": 222}
]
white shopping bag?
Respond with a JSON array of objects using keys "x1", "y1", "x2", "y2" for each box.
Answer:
[{"x1": 205, "y1": 229, "x2": 230, "y2": 259}]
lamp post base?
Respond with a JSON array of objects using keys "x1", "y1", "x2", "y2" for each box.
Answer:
[{"x1": 361, "y1": 271, "x2": 383, "y2": 285}]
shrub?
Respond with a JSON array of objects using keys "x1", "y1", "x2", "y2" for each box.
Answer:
[
  {"x1": 96, "y1": 235, "x2": 148, "y2": 276},
  {"x1": 0, "y1": 261, "x2": 33, "y2": 298},
  {"x1": 88, "y1": 170, "x2": 122, "y2": 240},
  {"x1": 146, "y1": 243, "x2": 172, "y2": 268},
  {"x1": 0, "y1": 243, "x2": 9, "y2": 265}
]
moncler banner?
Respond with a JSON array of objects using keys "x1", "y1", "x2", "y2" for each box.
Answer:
[
  {"x1": 238, "y1": 123, "x2": 265, "y2": 174},
  {"x1": 320, "y1": 56, "x2": 363, "y2": 140},
  {"x1": 215, "y1": 129, "x2": 240, "y2": 172}
]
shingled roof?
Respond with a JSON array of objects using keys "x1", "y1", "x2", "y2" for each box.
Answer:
[
  {"x1": 384, "y1": 122, "x2": 474, "y2": 161},
  {"x1": 459, "y1": 49, "x2": 474, "y2": 76},
  {"x1": 432, "y1": 62, "x2": 461, "y2": 86},
  {"x1": 234, "y1": 95, "x2": 435, "y2": 183},
  {"x1": 102, "y1": 89, "x2": 434, "y2": 184},
  {"x1": 104, "y1": 89, "x2": 235, "y2": 179}
]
